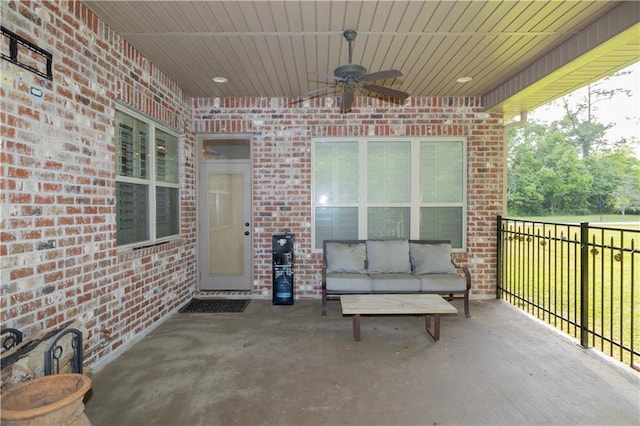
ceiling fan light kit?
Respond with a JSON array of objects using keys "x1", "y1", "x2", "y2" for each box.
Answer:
[{"x1": 299, "y1": 30, "x2": 410, "y2": 113}]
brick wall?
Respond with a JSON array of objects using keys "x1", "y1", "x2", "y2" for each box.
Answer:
[
  {"x1": 192, "y1": 96, "x2": 504, "y2": 299},
  {"x1": 1, "y1": 0, "x2": 196, "y2": 368}
]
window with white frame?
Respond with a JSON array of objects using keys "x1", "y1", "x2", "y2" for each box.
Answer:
[
  {"x1": 313, "y1": 137, "x2": 466, "y2": 250},
  {"x1": 115, "y1": 106, "x2": 180, "y2": 247}
]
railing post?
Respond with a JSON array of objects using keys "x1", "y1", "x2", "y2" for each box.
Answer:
[
  {"x1": 496, "y1": 215, "x2": 503, "y2": 299},
  {"x1": 580, "y1": 222, "x2": 589, "y2": 348}
]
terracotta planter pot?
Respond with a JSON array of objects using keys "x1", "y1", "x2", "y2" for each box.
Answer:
[{"x1": 0, "y1": 373, "x2": 92, "y2": 426}]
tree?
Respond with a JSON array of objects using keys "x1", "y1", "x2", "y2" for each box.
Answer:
[
  {"x1": 507, "y1": 69, "x2": 639, "y2": 217},
  {"x1": 556, "y1": 70, "x2": 632, "y2": 158},
  {"x1": 615, "y1": 177, "x2": 636, "y2": 215},
  {"x1": 507, "y1": 121, "x2": 593, "y2": 215},
  {"x1": 590, "y1": 146, "x2": 640, "y2": 214}
]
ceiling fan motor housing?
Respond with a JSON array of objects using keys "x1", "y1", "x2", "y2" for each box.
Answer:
[{"x1": 334, "y1": 63, "x2": 367, "y2": 79}]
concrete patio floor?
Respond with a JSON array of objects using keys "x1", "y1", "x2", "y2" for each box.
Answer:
[{"x1": 84, "y1": 298, "x2": 639, "y2": 426}]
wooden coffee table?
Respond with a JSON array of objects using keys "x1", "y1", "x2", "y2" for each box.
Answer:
[{"x1": 340, "y1": 294, "x2": 458, "y2": 342}]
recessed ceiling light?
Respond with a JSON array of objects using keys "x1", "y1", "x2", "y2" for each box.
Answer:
[
  {"x1": 212, "y1": 76, "x2": 228, "y2": 83},
  {"x1": 456, "y1": 76, "x2": 472, "y2": 83}
]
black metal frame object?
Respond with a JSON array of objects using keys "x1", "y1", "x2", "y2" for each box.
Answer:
[
  {"x1": 1, "y1": 328, "x2": 24, "y2": 351},
  {"x1": 44, "y1": 328, "x2": 83, "y2": 375},
  {"x1": 1, "y1": 26, "x2": 53, "y2": 80}
]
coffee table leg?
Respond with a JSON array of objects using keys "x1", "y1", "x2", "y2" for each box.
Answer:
[
  {"x1": 425, "y1": 314, "x2": 441, "y2": 341},
  {"x1": 352, "y1": 314, "x2": 361, "y2": 342}
]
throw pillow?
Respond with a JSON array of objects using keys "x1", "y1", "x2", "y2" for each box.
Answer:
[
  {"x1": 325, "y1": 243, "x2": 366, "y2": 273},
  {"x1": 366, "y1": 240, "x2": 411, "y2": 273},
  {"x1": 410, "y1": 243, "x2": 456, "y2": 274}
]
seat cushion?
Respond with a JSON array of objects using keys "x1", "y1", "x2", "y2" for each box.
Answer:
[
  {"x1": 370, "y1": 273, "x2": 421, "y2": 291},
  {"x1": 326, "y1": 273, "x2": 373, "y2": 292},
  {"x1": 418, "y1": 273, "x2": 467, "y2": 292}
]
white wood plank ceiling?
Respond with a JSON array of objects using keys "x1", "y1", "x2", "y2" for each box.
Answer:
[{"x1": 83, "y1": 1, "x2": 640, "y2": 117}]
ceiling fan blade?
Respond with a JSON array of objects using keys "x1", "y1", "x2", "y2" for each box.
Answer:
[
  {"x1": 290, "y1": 85, "x2": 341, "y2": 105},
  {"x1": 340, "y1": 89, "x2": 354, "y2": 113},
  {"x1": 313, "y1": 72, "x2": 344, "y2": 82},
  {"x1": 363, "y1": 84, "x2": 410, "y2": 100},
  {"x1": 361, "y1": 69, "x2": 403, "y2": 82},
  {"x1": 296, "y1": 86, "x2": 335, "y2": 99}
]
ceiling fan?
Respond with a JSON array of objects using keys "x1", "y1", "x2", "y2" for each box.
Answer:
[{"x1": 299, "y1": 30, "x2": 410, "y2": 113}]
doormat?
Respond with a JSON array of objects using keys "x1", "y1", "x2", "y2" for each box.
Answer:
[{"x1": 179, "y1": 299, "x2": 250, "y2": 313}]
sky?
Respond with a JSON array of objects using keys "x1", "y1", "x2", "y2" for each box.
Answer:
[{"x1": 526, "y1": 62, "x2": 640, "y2": 156}]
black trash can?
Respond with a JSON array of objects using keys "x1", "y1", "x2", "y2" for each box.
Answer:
[{"x1": 272, "y1": 233, "x2": 294, "y2": 305}]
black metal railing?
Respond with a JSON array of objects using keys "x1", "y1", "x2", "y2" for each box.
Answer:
[{"x1": 497, "y1": 216, "x2": 639, "y2": 370}]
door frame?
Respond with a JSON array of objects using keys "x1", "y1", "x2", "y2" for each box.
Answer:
[{"x1": 196, "y1": 133, "x2": 253, "y2": 291}]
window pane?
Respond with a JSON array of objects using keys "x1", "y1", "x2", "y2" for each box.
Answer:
[
  {"x1": 156, "y1": 187, "x2": 179, "y2": 238},
  {"x1": 201, "y1": 138, "x2": 250, "y2": 160},
  {"x1": 368, "y1": 207, "x2": 410, "y2": 239},
  {"x1": 420, "y1": 207, "x2": 463, "y2": 248},
  {"x1": 315, "y1": 207, "x2": 358, "y2": 249},
  {"x1": 116, "y1": 111, "x2": 148, "y2": 179},
  {"x1": 116, "y1": 182, "x2": 148, "y2": 245},
  {"x1": 315, "y1": 142, "x2": 358, "y2": 204},
  {"x1": 156, "y1": 130, "x2": 179, "y2": 183},
  {"x1": 368, "y1": 141, "x2": 410, "y2": 203},
  {"x1": 420, "y1": 141, "x2": 463, "y2": 203}
]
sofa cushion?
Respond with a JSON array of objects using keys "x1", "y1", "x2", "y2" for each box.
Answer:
[
  {"x1": 366, "y1": 240, "x2": 411, "y2": 273},
  {"x1": 369, "y1": 274, "x2": 421, "y2": 291},
  {"x1": 418, "y1": 273, "x2": 467, "y2": 292},
  {"x1": 325, "y1": 273, "x2": 372, "y2": 292},
  {"x1": 325, "y1": 242, "x2": 366, "y2": 274},
  {"x1": 410, "y1": 243, "x2": 456, "y2": 274}
]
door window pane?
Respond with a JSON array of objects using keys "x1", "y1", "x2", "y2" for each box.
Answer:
[
  {"x1": 420, "y1": 207, "x2": 463, "y2": 247},
  {"x1": 368, "y1": 141, "x2": 410, "y2": 203},
  {"x1": 201, "y1": 138, "x2": 251, "y2": 160},
  {"x1": 368, "y1": 207, "x2": 410, "y2": 239},
  {"x1": 208, "y1": 173, "x2": 244, "y2": 274},
  {"x1": 315, "y1": 207, "x2": 358, "y2": 249},
  {"x1": 315, "y1": 141, "x2": 358, "y2": 204}
]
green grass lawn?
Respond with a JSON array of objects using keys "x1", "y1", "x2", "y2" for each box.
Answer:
[{"x1": 510, "y1": 214, "x2": 640, "y2": 226}]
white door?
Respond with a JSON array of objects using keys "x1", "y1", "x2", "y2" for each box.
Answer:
[{"x1": 198, "y1": 160, "x2": 252, "y2": 290}]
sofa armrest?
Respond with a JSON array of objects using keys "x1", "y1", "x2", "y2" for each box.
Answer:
[
  {"x1": 321, "y1": 241, "x2": 328, "y2": 291},
  {"x1": 451, "y1": 261, "x2": 471, "y2": 317},
  {"x1": 452, "y1": 261, "x2": 472, "y2": 291},
  {"x1": 322, "y1": 241, "x2": 328, "y2": 317}
]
